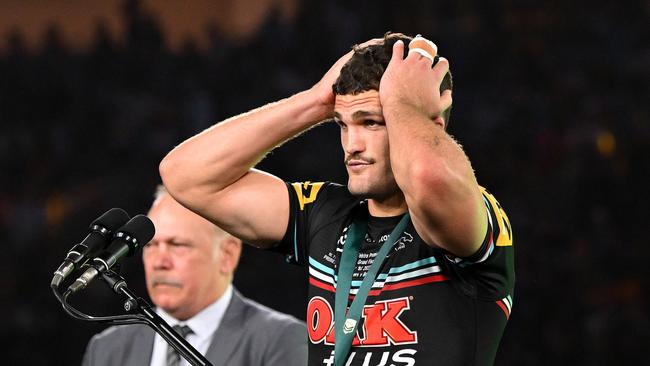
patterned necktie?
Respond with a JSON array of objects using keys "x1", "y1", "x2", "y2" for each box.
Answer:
[{"x1": 166, "y1": 324, "x2": 193, "y2": 366}]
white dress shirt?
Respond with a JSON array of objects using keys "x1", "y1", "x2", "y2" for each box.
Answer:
[{"x1": 149, "y1": 285, "x2": 233, "y2": 366}]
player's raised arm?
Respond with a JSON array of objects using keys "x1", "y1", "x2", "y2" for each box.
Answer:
[
  {"x1": 379, "y1": 39, "x2": 488, "y2": 258},
  {"x1": 159, "y1": 44, "x2": 369, "y2": 248}
]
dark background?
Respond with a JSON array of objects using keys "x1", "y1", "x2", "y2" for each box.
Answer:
[{"x1": 1, "y1": 0, "x2": 648, "y2": 364}]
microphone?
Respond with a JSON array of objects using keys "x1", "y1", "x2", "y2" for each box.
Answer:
[
  {"x1": 52, "y1": 208, "x2": 130, "y2": 287},
  {"x1": 67, "y1": 214, "x2": 155, "y2": 294}
]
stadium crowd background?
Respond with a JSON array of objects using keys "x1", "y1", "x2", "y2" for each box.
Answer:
[{"x1": 1, "y1": 0, "x2": 648, "y2": 364}]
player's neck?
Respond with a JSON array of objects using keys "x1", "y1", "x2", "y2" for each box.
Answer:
[{"x1": 368, "y1": 194, "x2": 407, "y2": 217}]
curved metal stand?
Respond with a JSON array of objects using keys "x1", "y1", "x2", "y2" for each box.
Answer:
[{"x1": 51, "y1": 269, "x2": 212, "y2": 366}]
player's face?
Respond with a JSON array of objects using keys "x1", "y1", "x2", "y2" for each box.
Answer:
[
  {"x1": 143, "y1": 195, "x2": 230, "y2": 320},
  {"x1": 334, "y1": 90, "x2": 400, "y2": 200}
]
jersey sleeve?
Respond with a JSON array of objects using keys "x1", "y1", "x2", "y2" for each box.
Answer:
[
  {"x1": 445, "y1": 187, "x2": 515, "y2": 304},
  {"x1": 273, "y1": 181, "x2": 333, "y2": 265}
]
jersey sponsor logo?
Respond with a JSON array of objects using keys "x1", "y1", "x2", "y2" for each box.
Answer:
[
  {"x1": 292, "y1": 181, "x2": 324, "y2": 210},
  {"x1": 321, "y1": 349, "x2": 416, "y2": 366},
  {"x1": 307, "y1": 296, "x2": 418, "y2": 347}
]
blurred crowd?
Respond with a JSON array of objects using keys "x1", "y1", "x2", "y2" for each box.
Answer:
[{"x1": 1, "y1": 0, "x2": 648, "y2": 364}]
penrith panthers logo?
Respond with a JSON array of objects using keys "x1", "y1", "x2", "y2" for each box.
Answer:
[{"x1": 307, "y1": 296, "x2": 418, "y2": 346}]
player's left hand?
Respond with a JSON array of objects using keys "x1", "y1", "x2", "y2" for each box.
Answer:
[{"x1": 379, "y1": 37, "x2": 452, "y2": 121}]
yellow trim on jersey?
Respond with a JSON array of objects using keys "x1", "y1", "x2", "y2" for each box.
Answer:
[
  {"x1": 292, "y1": 182, "x2": 324, "y2": 211},
  {"x1": 480, "y1": 187, "x2": 513, "y2": 247}
]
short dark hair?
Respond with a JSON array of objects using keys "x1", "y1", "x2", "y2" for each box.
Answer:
[{"x1": 333, "y1": 32, "x2": 453, "y2": 127}]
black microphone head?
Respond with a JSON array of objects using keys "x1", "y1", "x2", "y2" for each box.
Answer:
[
  {"x1": 90, "y1": 208, "x2": 131, "y2": 232},
  {"x1": 115, "y1": 214, "x2": 156, "y2": 256}
]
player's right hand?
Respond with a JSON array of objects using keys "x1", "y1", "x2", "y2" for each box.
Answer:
[{"x1": 309, "y1": 38, "x2": 383, "y2": 118}]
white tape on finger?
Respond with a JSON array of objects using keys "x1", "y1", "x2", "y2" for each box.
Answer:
[{"x1": 408, "y1": 48, "x2": 435, "y2": 63}]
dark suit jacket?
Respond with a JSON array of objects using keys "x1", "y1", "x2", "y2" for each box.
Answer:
[{"x1": 82, "y1": 289, "x2": 307, "y2": 366}]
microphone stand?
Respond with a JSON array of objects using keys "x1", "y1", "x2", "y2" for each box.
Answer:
[
  {"x1": 99, "y1": 270, "x2": 212, "y2": 366},
  {"x1": 52, "y1": 268, "x2": 212, "y2": 366}
]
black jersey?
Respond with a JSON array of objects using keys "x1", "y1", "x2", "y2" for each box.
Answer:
[{"x1": 278, "y1": 181, "x2": 514, "y2": 366}]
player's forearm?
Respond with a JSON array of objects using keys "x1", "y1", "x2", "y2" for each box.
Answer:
[
  {"x1": 385, "y1": 106, "x2": 485, "y2": 255},
  {"x1": 160, "y1": 90, "x2": 328, "y2": 202},
  {"x1": 385, "y1": 106, "x2": 473, "y2": 189}
]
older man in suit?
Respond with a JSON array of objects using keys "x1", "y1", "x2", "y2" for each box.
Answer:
[{"x1": 82, "y1": 186, "x2": 307, "y2": 366}]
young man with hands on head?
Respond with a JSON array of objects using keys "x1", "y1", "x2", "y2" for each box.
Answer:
[{"x1": 161, "y1": 32, "x2": 514, "y2": 366}]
